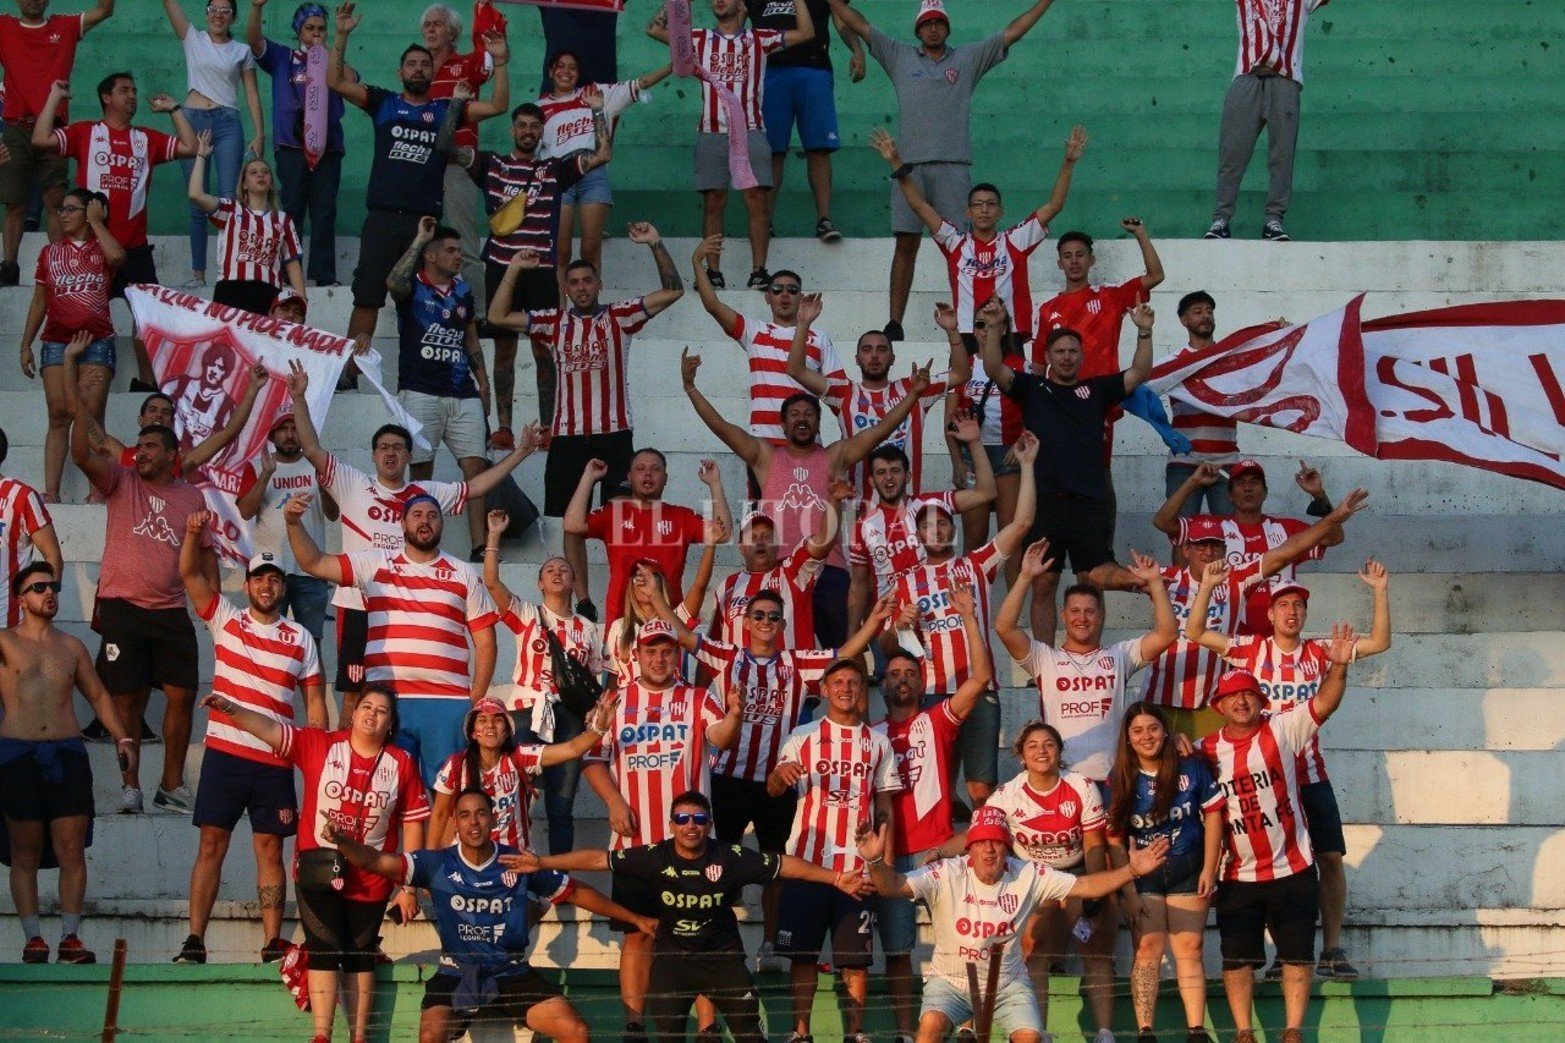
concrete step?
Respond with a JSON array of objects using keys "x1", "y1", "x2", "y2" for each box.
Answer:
[{"x1": 1334, "y1": 688, "x2": 1565, "y2": 751}]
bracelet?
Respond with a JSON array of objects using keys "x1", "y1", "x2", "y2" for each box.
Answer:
[
  {"x1": 169, "y1": 104, "x2": 183, "y2": 112},
  {"x1": 116, "y1": 737, "x2": 135, "y2": 746},
  {"x1": 483, "y1": 546, "x2": 499, "y2": 554},
  {"x1": 888, "y1": 163, "x2": 913, "y2": 180},
  {"x1": 1136, "y1": 332, "x2": 1152, "y2": 339}
]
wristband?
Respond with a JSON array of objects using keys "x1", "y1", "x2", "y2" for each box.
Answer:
[
  {"x1": 116, "y1": 737, "x2": 135, "y2": 746},
  {"x1": 169, "y1": 104, "x2": 183, "y2": 112},
  {"x1": 1136, "y1": 331, "x2": 1152, "y2": 339},
  {"x1": 888, "y1": 163, "x2": 913, "y2": 180}
]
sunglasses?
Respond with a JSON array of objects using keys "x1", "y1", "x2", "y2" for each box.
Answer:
[
  {"x1": 206, "y1": 4, "x2": 235, "y2": 14},
  {"x1": 671, "y1": 812, "x2": 710, "y2": 826},
  {"x1": 769, "y1": 284, "x2": 802, "y2": 295},
  {"x1": 56, "y1": 204, "x2": 86, "y2": 215},
  {"x1": 23, "y1": 581, "x2": 62, "y2": 595},
  {"x1": 747, "y1": 610, "x2": 783, "y2": 622}
]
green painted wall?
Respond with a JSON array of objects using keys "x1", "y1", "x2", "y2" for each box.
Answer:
[
  {"x1": 5, "y1": 965, "x2": 1565, "y2": 1041},
  {"x1": 68, "y1": 0, "x2": 1563, "y2": 242}
]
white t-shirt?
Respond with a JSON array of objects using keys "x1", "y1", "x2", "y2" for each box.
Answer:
[
  {"x1": 183, "y1": 25, "x2": 255, "y2": 109},
  {"x1": 905, "y1": 855, "x2": 1076, "y2": 990},
  {"x1": 242, "y1": 455, "x2": 324, "y2": 573},
  {"x1": 1018, "y1": 638, "x2": 1147, "y2": 781}
]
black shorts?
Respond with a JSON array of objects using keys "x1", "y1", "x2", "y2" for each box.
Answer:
[
  {"x1": 0, "y1": 745, "x2": 94, "y2": 821},
  {"x1": 192, "y1": 747, "x2": 298, "y2": 836},
  {"x1": 294, "y1": 881, "x2": 385, "y2": 974},
  {"x1": 543, "y1": 429, "x2": 634, "y2": 517},
  {"x1": 646, "y1": 954, "x2": 763, "y2": 1043},
  {"x1": 1300, "y1": 779, "x2": 1346, "y2": 856},
  {"x1": 212, "y1": 278, "x2": 280, "y2": 316},
  {"x1": 1027, "y1": 491, "x2": 1115, "y2": 574},
  {"x1": 485, "y1": 260, "x2": 559, "y2": 337},
  {"x1": 335, "y1": 607, "x2": 369, "y2": 692},
  {"x1": 351, "y1": 209, "x2": 426, "y2": 309},
  {"x1": 609, "y1": 870, "x2": 660, "y2": 932},
  {"x1": 711, "y1": 772, "x2": 797, "y2": 853},
  {"x1": 775, "y1": 878, "x2": 875, "y2": 968},
  {"x1": 1214, "y1": 867, "x2": 1319, "y2": 970},
  {"x1": 422, "y1": 967, "x2": 564, "y2": 1029},
  {"x1": 110, "y1": 244, "x2": 159, "y2": 300},
  {"x1": 95, "y1": 598, "x2": 199, "y2": 693}
]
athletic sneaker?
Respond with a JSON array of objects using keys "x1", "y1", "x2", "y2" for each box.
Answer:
[
  {"x1": 261, "y1": 936, "x2": 290, "y2": 963},
  {"x1": 747, "y1": 266, "x2": 771, "y2": 290},
  {"x1": 955, "y1": 1029, "x2": 977, "y2": 1042},
  {"x1": 1232, "y1": 1032, "x2": 1258, "y2": 1043},
  {"x1": 22, "y1": 937, "x2": 49, "y2": 963},
  {"x1": 1203, "y1": 219, "x2": 1231, "y2": 240},
  {"x1": 847, "y1": 1034, "x2": 871, "y2": 1043},
  {"x1": 1262, "y1": 220, "x2": 1291, "y2": 242},
  {"x1": 755, "y1": 939, "x2": 785, "y2": 973},
  {"x1": 1187, "y1": 1031, "x2": 1215, "y2": 1043},
  {"x1": 1094, "y1": 1029, "x2": 1116, "y2": 1043},
  {"x1": 884, "y1": 319, "x2": 905, "y2": 342},
  {"x1": 1317, "y1": 946, "x2": 1360, "y2": 980},
  {"x1": 1279, "y1": 1031, "x2": 1304, "y2": 1043},
  {"x1": 694, "y1": 1027, "x2": 723, "y2": 1043},
  {"x1": 140, "y1": 716, "x2": 161, "y2": 743},
  {"x1": 172, "y1": 934, "x2": 207, "y2": 964},
  {"x1": 783, "y1": 1034, "x2": 812, "y2": 1043},
  {"x1": 816, "y1": 218, "x2": 842, "y2": 243},
  {"x1": 120, "y1": 786, "x2": 144, "y2": 814},
  {"x1": 705, "y1": 268, "x2": 726, "y2": 290},
  {"x1": 624, "y1": 1021, "x2": 649, "y2": 1043},
  {"x1": 1138, "y1": 1030, "x2": 1157, "y2": 1043},
  {"x1": 57, "y1": 934, "x2": 96, "y2": 964},
  {"x1": 153, "y1": 785, "x2": 195, "y2": 814}
]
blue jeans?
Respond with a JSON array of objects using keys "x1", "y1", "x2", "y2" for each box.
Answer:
[
  {"x1": 513, "y1": 707, "x2": 583, "y2": 854},
  {"x1": 181, "y1": 106, "x2": 244, "y2": 273},
  {"x1": 276, "y1": 146, "x2": 341, "y2": 284},
  {"x1": 1165, "y1": 462, "x2": 1234, "y2": 516},
  {"x1": 280, "y1": 573, "x2": 328, "y2": 646}
]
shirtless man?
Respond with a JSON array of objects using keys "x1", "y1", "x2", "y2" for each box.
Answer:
[{"x1": 0, "y1": 562, "x2": 136, "y2": 964}]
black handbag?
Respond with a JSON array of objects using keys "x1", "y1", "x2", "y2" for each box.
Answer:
[
  {"x1": 295, "y1": 748, "x2": 385, "y2": 891},
  {"x1": 542, "y1": 621, "x2": 604, "y2": 721}
]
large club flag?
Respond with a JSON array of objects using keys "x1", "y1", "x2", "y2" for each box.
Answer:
[
  {"x1": 125, "y1": 286, "x2": 424, "y2": 564},
  {"x1": 1150, "y1": 296, "x2": 1565, "y2": 491},
  {"x1": 492, "y1": 0, "x2": 625, "y2": 10}
]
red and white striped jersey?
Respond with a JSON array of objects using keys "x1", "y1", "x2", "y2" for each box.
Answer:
[
  {"x1": 320, "y1": 455, "x2": 468, "y2": 611},
  {"x1": 728, "y1": 314, "x2": 844, "y2": 443},
  {"x1": 36, "y1": 236, "x2": 115, "y2": 343},
  {"x1": 933, "y1": 218, "x2": 1049, "y2": 336},
  {"x1": 1030, "y1": 278, "x2": 1149, "y2": 380},
  {"x1": 691, "y1": 27, "x2": 786, "y2": 133},
  {"x1": 1020, "y1": 638, "x2": 1146, "y2": 782},
  {"x1": 894, "y1": 542, "x2": 1005, "y2": 695},
  {"x1": 0, "y1": 477, "x2": 51, "y2": 628},
  {"x1": 1232, "y1": 0, "x2": 1328, "y2": 84},
  {"x1": 587, "y1": 680, "x2": 727, "y2": 849},
  {"x1": 849, "y1": 492, "x2": 958, "y2": 597},
  {"x1": 825, "y1": 375, "x2": 946, "y2": 500},
  {"x1": 953, "y1": 354, "x2": 1029, "y2": 448},
  {"x1": 526, "y1": 299, "x2": 651, "y2": 437},
  {"x1": 1180, "y1": 514, "x2": 1323, "y2": 636},
  {"x1": 500, "y1": 599, "x2": 603, "y2": 711},
  {"x1": 208, "y1": 199, "x2": 302, "y2": 288},
  {"x1": 55, "y1": 120, "x2": 179, "y2": 248},
  {"x1": 695, "y1": 638, "x2": 835, "y2": 783},
  {"x1": 537, "y1": 79, "x2": 645, "y2": 159},
  {"x1": 200, "y1": 597, "x2": 321, "y2": 767},
  {"x1": 434, "y1": 746, "x2": 544, "y2": 849},
  {"x1": 1223, "y1": 635, "x2": 1331, "y2": 784},
  {"x1": 429, "y1": 48, "x2": 494, "y2": 150},
  {"x1": 987, "y1": 769, "x2": 1106, "y2": 871},
  {"x1": 876, "y1": 700, "x2": 963, "y2": 856},
  {"x1": 1199, "y1": 702, "x2": 1321, "y2": 882},
  {"x1": 712, "y1": 541, "x2": 823, "y2": 649},
  {"x1": 1165, "y1": 345, "x2": 1240, "y2": 465},
  {"x1": 777, "y1": 717, "x2": 901, "y2": 871},
  {"x1": 337, "y1": 550, "x2": 499, "y2": 700},
  {"x1": 1141, "y1": 565, "x2": 1260, "y2": 711}
]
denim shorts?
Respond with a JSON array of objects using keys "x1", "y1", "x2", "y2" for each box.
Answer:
[
  {"x1": 960, "y1": 442, "x2": 1021, "y2": 480},
  {"x1": 42, "y1": 337, "x2": 116, "y2": 371},
  {"x1": 559, "y1": 163, "x2": 613, "y2": 207},
  {"x1": 874, "y1": 850, "x2": 930, "y2": 955},
  {"x1": 1134, "y1": 847, "x2": 1205, "y2": 896},
  {"x1": 922, "y1": 976, "x2": 1043, "y2": 1037}
]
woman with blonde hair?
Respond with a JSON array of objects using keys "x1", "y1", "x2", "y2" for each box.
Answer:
[
  {"x1": 603, "y1": 546, "x2": 718, "y2": 686},
  {"x1": 188, "y1": 130, "x2": 306, "y2": 314}
]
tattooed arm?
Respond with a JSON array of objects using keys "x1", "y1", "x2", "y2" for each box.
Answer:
[
  {"x1": 388, "y1": 216, "x2": 437, "y2": 302},
  {"x1": 628, "y1": 221, "x2": 684, "y2": 316}
]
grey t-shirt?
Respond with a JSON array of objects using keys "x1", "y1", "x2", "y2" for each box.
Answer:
[{"x1": 866, "y1": 26, "x2": 1008, "y2": 164}]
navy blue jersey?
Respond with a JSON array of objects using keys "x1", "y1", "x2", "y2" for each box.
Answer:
[
  {"x1": 405, "y1": 844, "x2": 573, "y2": 972},
  {"x1": 362, "y1": 86, "x2": 451, "y2": 215},
  {"x1": 396, "y1": 272, "x2": 479, "y2": 398},
  {"x1": 1120, "y1": 755, "x2": 1223, "y2": 860}
]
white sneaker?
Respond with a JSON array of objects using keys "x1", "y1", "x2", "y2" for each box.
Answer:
[
  {"x1": 153, "y1": 785, "x2": 195, "y2": 814},
  {"x1": 1094, "y1": 1029, "x2": 1116, "y2": 1043},
  {"x1": 119, "y1": 786, "x2": 143, "y2": 814},
  {"x1": 755, "y1": 940, "x2": 785, "y2": 974}
]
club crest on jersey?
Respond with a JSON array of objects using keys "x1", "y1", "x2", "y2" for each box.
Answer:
[
  {"x1": 705, "y1": 864, "x2": 723, "y2": 882},
  {"x1": 1060, "y1": 800, "x2": 1077, "y2": 818},
  {"x1": 945, "y1": 68, "x2": 959, "y2": 85},
  {"x1": 502, "y1": 870, "x2": 518, "y2": 888},
  {"x1": 657, "y1": 520, "x2": 674, "y2": 536},
  {"x1": 1179, "y1": 774, "x2": 1190, "y2": 791},
  {"x1": 1075, "y1": 385, "x2": 1091, "y2": 399},
  {"x1": 1086, "y1": 299, "x2": 1102, "y2": 315},
  {"x1": 999, "y1": 892, "x2": 1018, "y2": 914},
  {"x1": 1099, "y1": 655, "x2": 1114, "y2": 670}
]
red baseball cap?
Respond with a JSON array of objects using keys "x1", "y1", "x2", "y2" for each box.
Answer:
[
  {"x1": 1177, "y1": 516, "x2": 1227, "y2": 545},
  {"x1": 463, "y1": 697, "x2": 515, "y2": 739},
  {"x1": 268, "y1": 405, "x2": 296, "y2": 435},
  {"x1": 636, "y1": 619, "x2": 679, "y2": 646},
  {"x1": 1227, "y1": 459, "x2": 1267, "y2": 482},
  {"x1": 1269, "y1": 582, "x2": 1311, "y2": 605},
  {"x1": 965, "y1": 804, "x2": 1012, "y2": 848},
  {"x1": 1210, "y1": 670, "x2": 1263, "y2": 707},
  {"x1": 915, "y1": 0, "x2": 950, "y2": 29}
]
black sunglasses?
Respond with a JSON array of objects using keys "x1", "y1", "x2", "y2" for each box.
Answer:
[
  {"x1": 769, "y1": 284, "x2": 802, "y2": 295},
  {"x1": 747, "y1": 610, "x2": 783, "y2": 622},
  {"x1": 23, "y1": 581, "x2": 62, "y2": 595},
  {"x1": 671, "y1": 812, "x2": 710, "y2": 826}
]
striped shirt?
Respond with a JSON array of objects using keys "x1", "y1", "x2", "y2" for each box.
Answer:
[
  {"x1": 987, "y1": 769, "x2": 1106, "y2": 871},
  {"x1": 208, "y1": 199, "x2": 302, "y2": 288},
  {"x1": 526, "y1": 299, "x2": 651, "y2": 437},
  {"x1": 0, "y1": 477, "x2": 51, "y2": 627},
  {"x1": 933, "y1": 218, "x2": 1049, "y2": 336},
  {"x1": 728, "y1": 314, "x2": 843, "y2": 442},
  {"x1": 36, "y1": 236, "x2": 115, "y2": 342},
  {"x1": 433, "y1": 746, "x2": 544, "y2": 849},
  {"x1": 691, "y1": 26, "x2": 786, "y2": 133},
  {"x1": 1233, "y1": 0, "x2": 1328, "y2": 84},
  {"x1": 712, "y1": 541, "x2": 823, "y2": 649},
  {"x1": 199, "y1": 596, "x2": 321, "y2": 767},
  {"x1": 894, "y1": 541, "x2": 1005, "y2": 695},
  {"x1": 500, "y1": 599, "x2": 603, "y2": 711},
  {"x1": 337, "y1": 550, "x2": 499, "y2": 700},
  {"x1": 1200, "y1": 701, "x2": 1321, "y2": 882},
  {"x1": 1180, "y1": 514, "x2": 1323, "y2": 636},
  {"x1": 849, "y1": 492, "x2": 959, "y2": 597},
  {"x1": 1141, "y1": 565, "x2": 1259, "y2": 711},
  {"x1": 320, "y1": 455, "x2": 467, "y2": 611},
  {"x1": 587, "y1": 680, "x2": 727, "y2": 849},
  {"x1": 471, "y1": 151, "x2": 587, "y2": 267},
  {"x1": 55, "y1": 120, "x2": 179, "y2": 248},
  {"x1": 825, "y1": 375, "x2": 946, "y2": 500},
  {"x1": 777, "y1": 718, "x2": 901, "y2": 871},
  {"x1": 1165, "y1": 344, "x2": 1241, "y2": 465},
  {"x1": 954, "y1": 354, "x2": 1029, "y2": 448},
  {"x1": 695, "y1": 638, "x2": 835, "y2": 784},
  {"x1": 1223, "y1": 635, "x2": 1332, "y2": 784}
]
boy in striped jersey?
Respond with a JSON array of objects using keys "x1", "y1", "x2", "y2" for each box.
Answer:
[{"x1": 175, "y1": 514, "x2": 326, "y2": 966}]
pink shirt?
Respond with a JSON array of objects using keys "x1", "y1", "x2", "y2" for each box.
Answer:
[
  {"x1": 757, "y1": 443, "x2": 846, "y2": 569},
  {"x1": 96, "y1": 464, "x2": 209, "y2": 610}
]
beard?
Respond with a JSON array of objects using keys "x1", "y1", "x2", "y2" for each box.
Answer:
[
  {"x1": 406, "y1": 527, "x2": 441, "y2": 552},
  {"x1": 402, "y1": 77, "x2": 430, "y2": 97}
]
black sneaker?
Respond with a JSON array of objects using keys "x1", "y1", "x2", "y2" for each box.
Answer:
[
  {"x1": 815, "y1": 218, "x2": 842, "y2": 243},
  {"x1": 1187, "y1": 1030, "x2": 1215, "y2": 1043},
  {"x1": 172, "y1": 934, "x2": 207, "y2": 964},
  {"x1": 260, "y1": 936, "x2": 290, "y2": 963},
  {"x1": 884, "y1": 319, "x2": 905, "y2": 342},
  {"x1": 140, "y1": 716, "x2": 161, "y2": 744},
  {"x1": 575, "y1": 598, "x2": 598, "y2": 623},
  {"x1": 128, "y1": 378, "x2": 157, "y2": 393},
  {"x1": 747, "y1": 266, "x2": 771, "y2": 290},
  {"x1": 0, "y1": 260, "x2": 19, "y2": 286},
  {"x1": 705, "y1": 268, "x2": 726, "y2": 289},
  {"x1": 1262, "y1": 219, "x2": 1291, "y2": 242},
  {"x1": 624, "y1": 1021, "x2": 650, "y2": 1043},
  {"x1": 1203, "y1": 219, "x2": 1231, "y2": 240},
  {"x1": 1263, "y1": 958, "x2": 1283, "y2": 981},
  {"x1": 1138, "y1": 1031, "x2": 1158, "y2": 1043},
  {"x1": 81, "y1": 718, "x2": 112, "y2": 743},
  {"x1": 1317, "y1": 946, "x2": 1360, "y2": 980}
]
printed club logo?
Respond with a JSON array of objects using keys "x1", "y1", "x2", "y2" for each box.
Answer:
[
  {"x1": 502, "y1": 870, "x2": 518, "y2": 888},
  {"x1": 1075, "y1": 385, "x2": 1091, "y2": 399},
  {"x1": 1098, "y1": 656, "x2": 1114, "y2": 671},
  {"x1": 278, "y1": 808, "x2": 295, "y2": 825},
  {"x1": 704, "y1": 864, "x2": 723, "y2": 883},
  {"x1": 944, "y1": 68, "x2": 959, "y2": 85},
  {"x1": 999, "y1": 892, "x2": 1018, "y2": 914}
]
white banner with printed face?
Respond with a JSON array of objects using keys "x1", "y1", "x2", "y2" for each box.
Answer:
[{"x1": 126, "y1": 286, "x2": 423, "y2": 565}]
